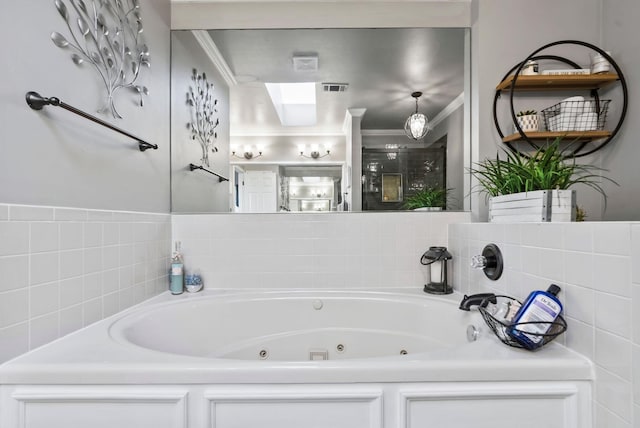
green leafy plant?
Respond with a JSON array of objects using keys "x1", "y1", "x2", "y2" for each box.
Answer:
[
  {"x1": 516, "y1": 110, "x2": 537, "y2": 117},
  {"x1": 404, "y1": 187, "x2": 452, "y2": 210},
  {"x1": 469, "y1": 137, "x2": 617, "y2": 206}
]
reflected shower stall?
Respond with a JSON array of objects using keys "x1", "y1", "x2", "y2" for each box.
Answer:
[{"x1": 362, "y1": 146, "x2": 446, "y2": 211}]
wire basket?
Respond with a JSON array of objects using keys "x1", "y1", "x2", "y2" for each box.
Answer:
[
  {"x1": 541, "y1": 99, "x2": 610, "y2": 132},
  {"x1": 478, "y1": 295, "x2": 567, "y2": 350}
]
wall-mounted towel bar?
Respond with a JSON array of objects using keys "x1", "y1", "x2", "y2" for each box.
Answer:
[
  {"x1": 189, "y1": 163, "x2": 229, "y2": 182},
  {"x1": 25, "y1": 91, "x2": 158, "y2": 152}
]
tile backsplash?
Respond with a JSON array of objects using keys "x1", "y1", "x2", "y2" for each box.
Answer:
[
  {"x1": 0, "y1": 204, "x2": 171, "y2": 363},
  {"x1": 172, "y1": 212, "x2": 470, "y2": 290},
  {"x1": 3, "y1": 208, "x2": 637, "y2": 428},
  {"x1": 448, "y1": 222, "x2": 640, "y2": 428}
]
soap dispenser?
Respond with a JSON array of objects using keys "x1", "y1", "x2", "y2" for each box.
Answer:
[{"x1": 170, "y1": 242, "x2": 184, "y2": 295}]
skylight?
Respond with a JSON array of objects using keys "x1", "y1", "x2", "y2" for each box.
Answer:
[{"x1": 265, "y1": 82, "x2": 317, "y2": 127}]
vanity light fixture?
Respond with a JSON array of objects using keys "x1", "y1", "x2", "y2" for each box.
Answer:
[
  {"x1": 299, "y1": 144, "x2": 330, "y2": 159},
  {"x1": 404, "y1": 91, "x2": 430, "y2": 140},
  {"x1": 232, "y1": 145, "x2": 263, "y2": 160}
]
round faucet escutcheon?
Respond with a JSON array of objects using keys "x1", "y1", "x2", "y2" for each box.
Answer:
[{"x1": 471, "y1": 244, "x2": 503, "y2": 281}]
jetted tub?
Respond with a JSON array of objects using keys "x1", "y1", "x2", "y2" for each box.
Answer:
[
  {"x1": 0, "y1": 289, "x2": 594, "y2": 428},
  {"x1": 109, "y1": 290, "x2": 472, "y2": 361}
]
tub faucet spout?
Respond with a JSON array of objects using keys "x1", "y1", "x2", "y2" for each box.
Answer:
[{"x1": 458, "y1": 293, "x2": 497, "y2": 311}]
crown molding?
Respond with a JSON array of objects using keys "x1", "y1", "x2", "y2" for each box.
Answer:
[
  {"x1": 191, "y1": 30, "x2": 237, "y2": 87},
  {"x1": 429, "y1": 92, "x2": 464, "y2": 128}
]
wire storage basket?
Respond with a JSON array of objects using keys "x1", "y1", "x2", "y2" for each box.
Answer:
[
  {"x1": 478, "y1": 295, "x2": 567, "y2": 350},
  {"x1": 542, "y1": 99, "x2": 610, "y2": 132}
]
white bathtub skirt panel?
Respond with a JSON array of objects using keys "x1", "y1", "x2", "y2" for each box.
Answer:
[{"x1": 0, "y1": 382, "x2": 592, "y2": 428}]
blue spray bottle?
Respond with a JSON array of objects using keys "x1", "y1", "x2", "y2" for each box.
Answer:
[
  {"x1": 170, "y1": 242, "x2": 184, "y2": 295},
  {"x1": 508, "y1": 284, "x2": 563, "y2": 349}
]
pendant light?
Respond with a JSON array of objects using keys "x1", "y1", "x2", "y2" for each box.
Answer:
[{"x1": 404, "y1": 91, "x2": 430, "y2": 140}]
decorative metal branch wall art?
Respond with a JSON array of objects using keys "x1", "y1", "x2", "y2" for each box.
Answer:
[
  {"x1": 51, "y1": 0, "x2": 151, "y2": 118},
  {"x1": 186, "y1": 69, "x2": 220, "y2": 167}
]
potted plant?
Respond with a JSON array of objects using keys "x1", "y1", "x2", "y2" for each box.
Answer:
[
  {"x1": 404, "y1": 186, "x2": 452, "y2": 211},
  {"x1": 515, "y1": 109, "x2": 539, "y2": 132},
  {"x1": 469, "y1": 138, "x2": 616, "y2": 222}
]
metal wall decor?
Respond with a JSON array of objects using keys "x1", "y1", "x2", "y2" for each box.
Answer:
[
  {"x1": 51, "y1": 0, "x2": 150, "y2": 118},
  {"x1": 186, "y1": 69, "x2": 220, "y2": 167}
]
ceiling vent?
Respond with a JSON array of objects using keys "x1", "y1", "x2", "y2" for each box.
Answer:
[
  {"x1": 322, "y1": 83, "x2": 349, "y2": 92},
  {"x1": 292, "y1": 55, "x2": 318, "y2": 72}
]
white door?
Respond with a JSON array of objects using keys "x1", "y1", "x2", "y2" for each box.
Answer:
[
  {"x1": 243, "y1": 170, "x2": 277, "y2": 212},
  {"x1": 233, "y1": 166, "x2": 245, "y2": 212}
]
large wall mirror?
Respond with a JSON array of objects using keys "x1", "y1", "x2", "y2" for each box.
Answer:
[{"x1": 171, "y1": 26, "x2": 471, "y2": 213}]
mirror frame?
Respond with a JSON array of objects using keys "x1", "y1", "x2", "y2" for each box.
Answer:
[{"x1": 170, "y1": 1, "x2": 473, "y2": 214}]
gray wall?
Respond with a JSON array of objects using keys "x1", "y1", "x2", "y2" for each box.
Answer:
[
  {"x1": 0, "y1": 0, "x2": 171, "y2": 213},
  {"x1": 600, "y1": 0, "x2": 640, "y2": 220},
  {"x1": 0, "y1": 0, "x2": 172, "y2": 364},
  {"x1": 470, "y1": 0, "x2": 605, "y2": 221},
  {"x1": 425, "y1": 105, "x2": 465, "y2": 211},
  {"x1": 171, "y1": 31, "x2": 231, "y2": 213}
]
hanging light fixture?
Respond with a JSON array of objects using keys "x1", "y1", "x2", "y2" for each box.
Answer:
[{"x1": 404, "y1": 91, "x2": 430, "y2": 140}]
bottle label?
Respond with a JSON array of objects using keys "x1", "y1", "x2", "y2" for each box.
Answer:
[
  {"x1": 515, "y1": 295, "x2": 560, "y2": 343},
  {"x1": 172, "y1": 265, "x2": 183, "y2": 275}
]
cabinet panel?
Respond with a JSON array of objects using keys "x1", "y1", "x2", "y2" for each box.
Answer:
[
  {"x1": 205, "y1": 387, "x2": 382, "y2": 428},
  {"x1": 407, "y1": 396, "x2": 565, "y2": 428},
  {"x1": 399, "y1": 383, "x2": 585, "y2": 428},
  {"x1": 12, "y1": 388, "x2": 187, "y2": 428}
]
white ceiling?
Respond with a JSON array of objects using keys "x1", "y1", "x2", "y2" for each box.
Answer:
[{"x1": 207, "y1": 27, "x2": 467, "y2": 135}]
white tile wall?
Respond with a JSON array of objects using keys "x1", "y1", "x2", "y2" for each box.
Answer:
[
  {"x1": 0, "y1": 204, "x2": 171, "y2": 364},
  {"x1": 172, "y1": 212, "x2": 470, "y2": 290},
  {"x1": 2, "y1": 209, "x2": 635, "y2": 428},
  {"x1": 449, "y1": 221, "x2": 639, "y2": 428}
]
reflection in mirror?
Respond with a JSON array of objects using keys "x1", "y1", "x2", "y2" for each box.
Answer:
[
  {"x1": 171, "y1": 28, "x2": 470, "y2": 213},
  {"x1": 363, "y1": 144, "x2": 446, "y2": 211},
  {"x1": 381, "y1": 174, "x2": 403, "y2": 203}
]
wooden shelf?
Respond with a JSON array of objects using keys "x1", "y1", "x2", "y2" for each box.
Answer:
[
  {"x1": 502, "y1": 130, "x2": 612, "y2": 143},
  {"x1": 496, "y1": 73, "x2": 619, "y2": 92}
]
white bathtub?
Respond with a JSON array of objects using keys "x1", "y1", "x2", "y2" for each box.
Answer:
[
  {"x1": 0, "y1": 289, "x2": 594, "y2": 428},
  {"x1": 109, "y1": 290, "x2": 471, "y2": 361}
]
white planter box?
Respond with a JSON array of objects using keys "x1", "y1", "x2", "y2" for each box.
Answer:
[{"x1": 489, "y1": 190, "x2": 576, "y2": 223}]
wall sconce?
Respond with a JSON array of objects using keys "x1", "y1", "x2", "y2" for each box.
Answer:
[
  {"x1": 232, "y1": 145, "x2": 263, "y2": 160},
  {"x1": 299, "y1": 144, "x2": 330, "y2": 159}
]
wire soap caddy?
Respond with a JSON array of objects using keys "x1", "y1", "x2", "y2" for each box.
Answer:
[{"x1": 478, "y1": 295, "x2": 567, "y2": 350}]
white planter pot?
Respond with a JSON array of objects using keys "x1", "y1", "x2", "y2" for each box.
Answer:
[
  {"x1": 514, "y1": 114, "x2": 539, "y2": 132},
  {"x1": 489, "y1": 190, "x2": 576, "y2": 223}
]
